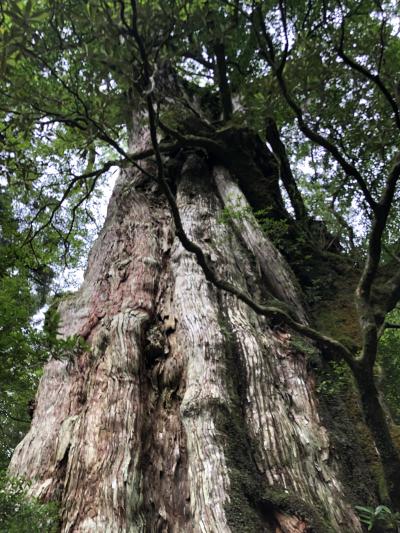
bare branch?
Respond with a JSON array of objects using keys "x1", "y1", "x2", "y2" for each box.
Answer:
[
  {"x1": 25, "y1": 159, "x2": 123, "y2": 245},
  {"x1": 384, "y1": 322, "x2": 400, "y2": 329}
]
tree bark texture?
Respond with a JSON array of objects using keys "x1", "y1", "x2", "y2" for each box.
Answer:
[{"x1": 9, "y1": 148, "x2": 362, "y2": 532}]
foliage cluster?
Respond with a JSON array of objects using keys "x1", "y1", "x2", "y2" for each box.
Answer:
[
  {"x1": 316, "y1": 360, "x2": 351, "y2": 397},
  {"x1": 0, "y1": 473, "x2": 59, "y2": 533},
  {"x1": 356, "y1": 504, "x2": 400, "y2": 532}
]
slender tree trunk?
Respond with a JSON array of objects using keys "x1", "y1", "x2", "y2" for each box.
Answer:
[
  {"x1": 214, "y1": 42, "x2": 233, "y2": 122},
  {"x1": 9, "y1": 142, "x2": 362, "y2": 531},
  {"x1": 265, "y1": 117, "x2": 308, "y2": 222},
  {"x1": 354, "y1": 365, "x2": 400, "y2": 509}
]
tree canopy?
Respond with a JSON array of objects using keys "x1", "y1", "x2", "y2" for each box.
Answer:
[{"x1": 1, "y1": 0, "x2": 399, "y2": 244}]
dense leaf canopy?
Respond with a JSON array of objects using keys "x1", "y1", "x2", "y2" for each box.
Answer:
[{"x1": 1, "y1": 1, "x2": 399, "y2": 245}]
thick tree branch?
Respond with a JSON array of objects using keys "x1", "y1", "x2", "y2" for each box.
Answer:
[
  {"x1": 265, "y1": 116, "x2": 308, "y2": 221},
  {"x1": 183, "y1": 51, "x2": 214, "y2": 70},
  {"x1": 274, "y1": 72, "x2": 376, "y2": 211},
  {"x1": 377, "y1": 268, "x2": 400, "y2": 321},
  {"x1": 158, "y1": 120, "x2": 223, "y2": 156},
  {"x1": 358, "y1": 156, "x2": 400, "y2": 300},
  {"x1": 213, "y1": 41, "x2": 233, "y2": 121},
  {"x1": 356, "y1": 155, "x2": 400, "y2": 365},
  {"x1": 384, "y1": 323, "x2": 400, "y2": 329},
  {"x1": 250, "y1": 4, "x2": 400, "y2": 370}
]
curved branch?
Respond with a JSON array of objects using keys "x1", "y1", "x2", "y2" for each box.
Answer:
[
  {"x1": 336, "y1": 15, "x2": 400, "y2": 132},
  {"x1": 358, "y1": 156, "x2": 400, "y2": 301},
  {"x1": 356, "y1": 155, "x2": 400, "y2": 366},
  {"x1": 251, "y1": 6, "x2": 378, "y2": 213},
  {"x1": 335, "y1": 46, "x2": 400, "y2": 132},
  {"x1": 130, "y1": 0, "x2": 356, "y2": 369},
  {"x1": 25, "y1": 159, "x2": 123, "y2": 244}
]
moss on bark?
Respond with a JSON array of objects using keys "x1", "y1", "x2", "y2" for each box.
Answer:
[{"x1": 216, "y1": 303, "x2": 335, "y2": 532}]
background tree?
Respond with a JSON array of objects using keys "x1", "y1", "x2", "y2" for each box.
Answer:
[{"x1": 1, "y1": 0, "x2": 400, "y2": 531}]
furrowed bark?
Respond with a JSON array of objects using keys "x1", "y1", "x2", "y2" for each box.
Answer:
[{"x1": 9, "y1": 147, "x2": 362, "y2": 531}]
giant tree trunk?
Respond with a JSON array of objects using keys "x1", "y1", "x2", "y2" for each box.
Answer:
[{"x1": 9, "y1": 141, "x2": 363, "y2": 531}]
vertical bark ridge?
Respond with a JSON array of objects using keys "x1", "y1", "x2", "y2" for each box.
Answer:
[
  {"x1": 172, "y1": 157, "x2": 361, "y2": 531},
  {"x1": 60, "y1": 309, "x2": 148, "y2": 532},
  {"x1": 214, "y1": 165, "x2": 305, "y2": 323},
  {"x1": 213, "y1": 169, "x2": 355, "y2": 526},
  {"x1": 9, "y1": 167, "x2": 170, "y2": 531},
  {"x1": 171, "y1": 161, "x2": 233, "y2": 532},
  {"x1": 9, "y1": 154, "x2": 362, "y2": 532},
  {"x1": 8, "y1": 358, "x2": 80, "y2": 499},
  {"x1": 139, "y1": 250, "x2": 191, "y2": 532}
]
